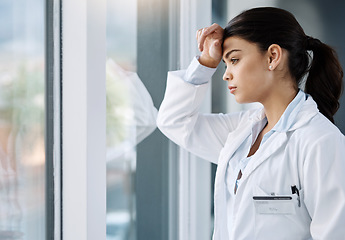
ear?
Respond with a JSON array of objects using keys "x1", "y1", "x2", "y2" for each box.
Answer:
[{"x1": 267, "y1": 44, "x2": 282, "y2": 71}]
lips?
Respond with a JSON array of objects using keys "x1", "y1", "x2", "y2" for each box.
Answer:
[{"x1": 228, "y1": 86, "x2": 237, "y2": 94}]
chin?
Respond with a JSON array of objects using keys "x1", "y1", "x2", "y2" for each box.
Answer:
[
  {"x1": 234, "y1": 95, "x2": 247, "y2": 104},
  {"x1": 234, "y1": 95, "x2": 254, "y2": 104}
]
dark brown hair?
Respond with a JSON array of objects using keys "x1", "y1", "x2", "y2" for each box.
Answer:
[{"x1": 224, "y1": 7, "x2": 343, "y2": 123}]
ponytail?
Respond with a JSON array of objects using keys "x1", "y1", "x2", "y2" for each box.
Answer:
[{"x1": 305, "y1": 37, "x2": 344, "y2": 123}]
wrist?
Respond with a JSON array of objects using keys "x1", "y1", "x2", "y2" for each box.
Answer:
[{"x1": 198, "y1": 54, "x2": 220, "y2": 68}]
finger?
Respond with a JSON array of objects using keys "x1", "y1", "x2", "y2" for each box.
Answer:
[
  {"x1": 196, "y1": 28, "x2": 203, "y2": 43},
  {"x1": 197, "y1": 28, "x2": 205, "y2": 51},
  {"x1": 203, "y1": 23, "x2": 222, "y2": 36},
  {"x1": 199, "y1": 24, "x2": 222, "y2": 51},
  {"x1": 199, "y1": 28, "x2": 208, "y2": 52},
  {"x1": 196, "y1": 28, "x2": 202, "y2": 40},
  {"x1": 209, "y1": 40, "x2": 223, "y2": 61},
  {"x1": 205, "y1": 23, "x2": 220, "y2": 32},
  {"x1": 198, "y1": 23, "x2": 223, "y2": 52},
  {"x1": 213, "y1": 39, "x2": 222, "y2": 52}
]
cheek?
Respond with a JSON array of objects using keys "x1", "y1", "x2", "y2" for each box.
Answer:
[
  {"x1": 247, "y1": 60, "x2": 266, "y2": 76},
  {"x1": 236, "y1": 64, "x2": 269, "y2": 102},
  {"x1": 239, "y1": 64, "x2": 266, "y2": 86}
]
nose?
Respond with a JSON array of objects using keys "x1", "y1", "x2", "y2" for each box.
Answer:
[{"x1": 223, "y1": 68, "x2": 232, "y2": 81}]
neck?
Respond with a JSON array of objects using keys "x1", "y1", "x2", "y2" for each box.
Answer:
[{"x1": 261, "y1": 88, "x2": 298, "y2": 131}]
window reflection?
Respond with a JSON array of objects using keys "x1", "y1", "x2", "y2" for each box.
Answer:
[
  {"x1": 0, "y1": 0, "x2": 45, "y2": 239},
  {"x1": 106, "y1": 0, "x2": 137, "y2": 236},
  {"x1": 106, "y1": 1, "x2": 157, "y2": 239}
]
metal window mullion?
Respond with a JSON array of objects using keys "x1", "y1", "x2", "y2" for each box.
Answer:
[
  {"x1": 168, "y1": 0, "x2": 180, "y2": 239},
  {"x1": 45, "y1": 0, "x2": 62, "y2": 239}
]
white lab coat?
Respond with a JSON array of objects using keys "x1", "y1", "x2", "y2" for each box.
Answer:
[{"x1": 157, "y1": 69, "x2": 345, "y2": 240}]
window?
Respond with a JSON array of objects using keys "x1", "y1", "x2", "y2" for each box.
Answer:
[{"x1": 0, "y1": 0, "x2": 47, "y2": 239}]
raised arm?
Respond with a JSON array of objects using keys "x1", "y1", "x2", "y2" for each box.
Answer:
[{"x1": 157, "y1": 24, "x2": 244, "y2": 163}]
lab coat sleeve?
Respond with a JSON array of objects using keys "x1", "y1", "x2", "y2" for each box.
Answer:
[
  {"x1": 157, "y1": 59, "x2": 244, "y2": 164},
  {"x1": 303, "y1": 131, "x2": 345, "y2": 239}
]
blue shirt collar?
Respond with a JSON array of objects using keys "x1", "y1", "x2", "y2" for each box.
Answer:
[
  {"x1": 251, "y1": 89, "x2": 307, "y2": 145},
  {"x1": 271, "y1": 89, "x2": 307, "y2": 133}
]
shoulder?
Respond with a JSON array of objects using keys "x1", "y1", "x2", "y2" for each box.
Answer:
[
  {"x1": 292, "y1": 112, "x2": 345, "y2": 159},
  {"x1": 220, "y1": 107, "x2": 264, "y2": 126},
  {"x1": 294, "y1": 94, "x2": 344, "y2": 142},
  {"x1": 298, "y1": 112, "x2": 344, "y2": 141}
]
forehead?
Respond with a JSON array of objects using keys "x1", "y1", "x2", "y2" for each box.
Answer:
[{"x1": 222, "y1": 36, "x2": 260, "y2": 57}]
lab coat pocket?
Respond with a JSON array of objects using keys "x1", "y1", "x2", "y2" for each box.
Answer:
[
  {"x1": 253, "y1": 186, "x2": 311, "y2": 240},
  {"x1": 253, "y1": 195, "x2": 296, "y2": 215},
  {"x1": 284, "y1": 188, "x2": 311, "y2": 225}
]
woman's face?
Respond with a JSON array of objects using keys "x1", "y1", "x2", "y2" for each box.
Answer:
[{"x1": 222, "y1": 36, "x2": 273, "y2": 104}]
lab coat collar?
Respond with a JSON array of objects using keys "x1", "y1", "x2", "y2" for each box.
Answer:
[
  {"x1": 248, "y1": 90, "x2": 319, "y2": 133},
  {"x1": 249, "y1": 107, "x2": 266, "y2": 123},
  {"x1": 271, "y1": 90, "x2": 306, "y2": 132},
  {"x1": 289, "y1": 94, "x2": 319, "y2": 130}
]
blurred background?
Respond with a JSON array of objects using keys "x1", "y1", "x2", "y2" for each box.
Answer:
[{"x1": 0, "y1": 0, "x2": 45, "y2": 239}]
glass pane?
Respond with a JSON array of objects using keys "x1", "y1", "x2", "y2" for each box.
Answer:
[
  {"x1": 106, "y1": 1, "x2": 138, "y2": 239},
  {"x1": 0, "y1": 0, "x2": 45, "y2": 239}
]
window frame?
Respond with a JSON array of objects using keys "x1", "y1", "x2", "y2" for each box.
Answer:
[
  {"x1": 178, "y1": 0, "x2": 213, "y2": 239},
  {"x1": 62, "y1": 0, "x2": 106, "y2": 239}
]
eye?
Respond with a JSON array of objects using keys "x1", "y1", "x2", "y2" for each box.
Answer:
[{"x1": 231, "y1": 58, "x2": 239, "y2": 64}]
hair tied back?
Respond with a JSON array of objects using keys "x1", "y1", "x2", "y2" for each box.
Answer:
[{"x1": 305, "y1": 36, "x2": 322, "y2": 51}]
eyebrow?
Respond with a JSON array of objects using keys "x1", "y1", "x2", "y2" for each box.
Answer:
[{"x1": 223, "y1": 49, "x2": 241, "y2": 62}]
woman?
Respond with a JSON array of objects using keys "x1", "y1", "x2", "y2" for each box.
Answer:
[{"x1": 157, "y1": 7, "x2": 345, "y2": 240}]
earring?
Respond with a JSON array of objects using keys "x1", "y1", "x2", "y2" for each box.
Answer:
[{"x1": 269, "y1": 65, "x2": 273, "y2": 70}]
